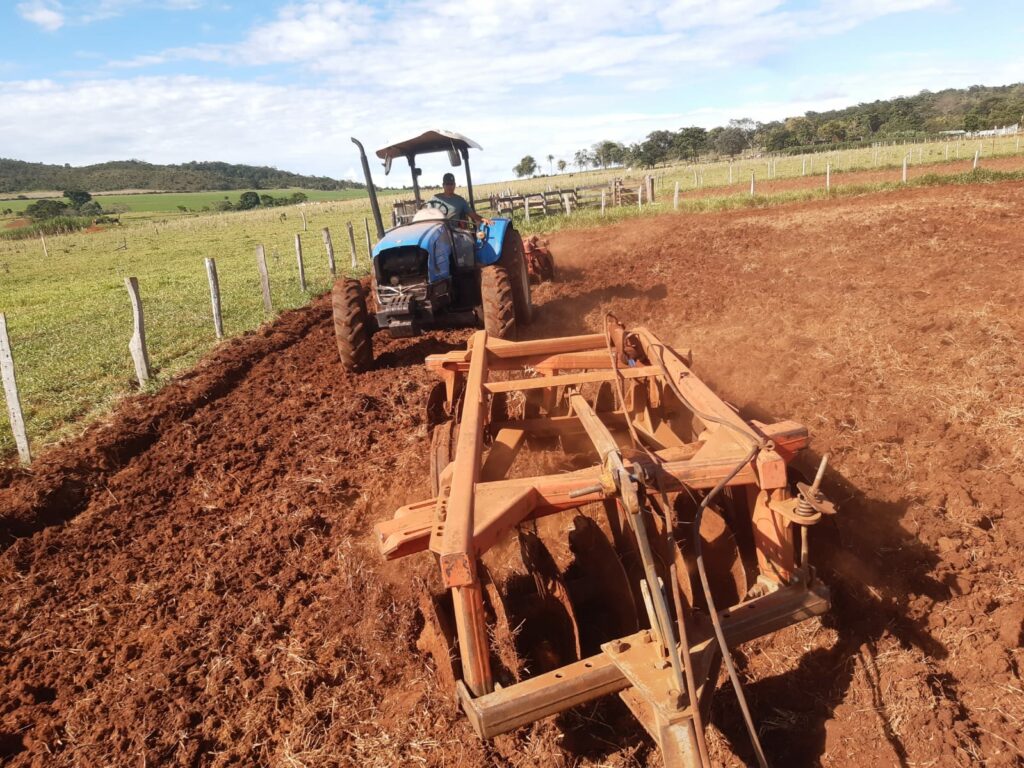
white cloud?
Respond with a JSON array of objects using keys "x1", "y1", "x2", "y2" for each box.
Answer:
[
  {"x1": 106, "y1": 0, "x2": 950, "y2": 98},
  {"x1": 18, "y1": 0, "x2": 210, "y2": 25},
  {"x1": 5, "y1": 1, "x2": 1018, "y2": 184},
  {"x1": 4, "y1": 54, "x2": 1021, "y2": 184},
  {"x1": 17, "y1": 0, "x2": 66, "y2": 31}
]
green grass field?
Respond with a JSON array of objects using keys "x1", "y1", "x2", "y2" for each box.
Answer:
[
  {"x1": 0, "y1": 196, "x2": 390, "y2": 457},
  {"x1": 0, "y1": 135, "x2": 1022, "y2": 459},
  {"x1": 0, "y1": 187, "x2": 367, "y2": 215}
]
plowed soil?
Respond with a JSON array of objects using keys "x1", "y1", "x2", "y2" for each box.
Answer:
[{"x1": 2, "y1": 180, "x2": 1023, "y2": 767}]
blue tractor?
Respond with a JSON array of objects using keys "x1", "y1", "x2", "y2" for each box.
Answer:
[{"x1": 333, "y1": 130, "x2": 534, "y2": 371}]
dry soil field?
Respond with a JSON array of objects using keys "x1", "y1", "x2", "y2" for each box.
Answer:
[{"x1": 2, "y1": 180, "x2": 1023, "y2": 767}]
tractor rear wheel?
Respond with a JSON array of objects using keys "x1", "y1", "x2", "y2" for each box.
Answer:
[
  {"x1": 479, "y1": 262, "x2": 517, "y2": 340},
  {"x1": 504, "y1": 230, "x2": 533, "y2": 326},
  {"x1": 331, "y1": 278, "x2": 373, "y2": 372}
]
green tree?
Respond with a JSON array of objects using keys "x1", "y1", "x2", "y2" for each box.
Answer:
[
  {"x1": 672, "y1": 127, "x2": 708, "y2": 160},
  {"x1": 63, "y1": 189, "x2": 92, "y2": 209},
  {"x1": 557, "y1": 159, "x2": 567, "y2": 173},
  {"x1": 572, "y1": 149, "x2": 593, "y2": 172},
  {"x1": 643, "y1": 131, "x2": 676, "y2": 165},
  {"x1": 713, "y1": 127, "x2": 747, "y2": 156},
  {"x1": 24, "y1": 199, "x2": 69, "y2": 220},
  {"x1": 784, "y1": 116, "x2": 816, "y2": 145},
  {"x1": 513, "y1": 155, "x2": 538, "y2": 178},
  {"x1": 592, "y1": 140, "x2": 626, "y2": 168},
  {"x1": 817, "y1": 120, "x2": 847, "y2": 143},
  {"x1": 290, "y1": 191, "x2": 308, "y2": 204},
  {"x1": 547, "y1": 154, "x2": 554, "y2": 174},
  {"x1": 238, "y1": 191, "x2": 261, "y2": 210}
]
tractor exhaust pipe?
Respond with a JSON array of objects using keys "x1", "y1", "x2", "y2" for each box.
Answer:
[{"x1": 352, "y1": 137, "x2": 386, "y2": 240}]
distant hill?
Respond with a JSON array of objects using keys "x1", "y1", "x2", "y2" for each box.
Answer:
[{"x1": 0, "y1": 159, "x2": 363, "y2": 195}]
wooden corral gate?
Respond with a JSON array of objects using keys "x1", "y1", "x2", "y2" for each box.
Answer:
[{"x1": 392, "y1": 175, "x2": 656, "y2": 225}]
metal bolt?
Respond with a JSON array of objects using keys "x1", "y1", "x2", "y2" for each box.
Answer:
[{"x1": 610, "y1": 640, "x2": 625, "y2": 653}]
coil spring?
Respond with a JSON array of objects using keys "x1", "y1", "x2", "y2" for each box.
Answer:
[{"x1": 795, "y1": 491, "x2": 817, "y2": 519}]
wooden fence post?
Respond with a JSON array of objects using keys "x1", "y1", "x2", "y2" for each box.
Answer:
[
  {"x1": 347, "y1": 221, "x2": 357, "y2": 268},
  {"x1": 524, "y1": 195, "x2": 531, "y2": 223},
  {"x1": 295, "y1": 233, "x2": 306, "y2": 291},
  {"x1": 801, "y1": 157, "x2": 806, "y2": 176},
  {"x1": 205, "y1": 258, "x2": 223, "y2": 339},
  {"x1": 749, "y1": 171, "x2": 755, "y2": 196},
  {"x1": 673, "y1": 181, "x2": 680, "y2": 210},
  {"x1": 300, "y1": 205, "x2": 307, "y2": 232},
  {"x1": 646, "y1": 175, "x2": 655, "y2": 203},
  {"x1": 902, "y1": 155, "x2": 908, "y2": 183},
  {"x1": 601, "y1": 189, "x2": 606, "y2": 216},
  {"x1": 39, "y1": 232, "x2": 48, "y2": 259},
  {"x1": 256, "y1": 244, "x2": 272, "y2": 313},
  {"x1": 637, "y1": 186, "x2": 642, "y2": 211},
  {"x1": 322, "y1": 227, "x2": 336, "y2": 276},
  {"x1": 973, "y1": 149, "x2": 980, "y2": 170},
  {"x1": 0, "y1": 313, "x2": 31, "y2": 464},
  {"x1": 124, "y1": 276, "x2": 151, "y2": 386},
  {"x1": 826, "y1": 162, "x2": 831, "y2": 191},
  {"x1": 562, "y1": 193, "x2": 572, "y2": 215}
]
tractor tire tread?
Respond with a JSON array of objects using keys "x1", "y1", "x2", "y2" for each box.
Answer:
[
  {"x1": 504, "y1": 229, "x2": 533, "y2": 325},
  {"x1": 332, "y1": 278, "x2": 373, "y2": 372},
  {"x1": 480, "y1": 263, "x2": 517, "y2": 341}
]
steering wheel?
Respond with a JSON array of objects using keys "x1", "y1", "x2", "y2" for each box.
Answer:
[{"x1": 423, "y1": 198, "x2": 453, "y2": 218}]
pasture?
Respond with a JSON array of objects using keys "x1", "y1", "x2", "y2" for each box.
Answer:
[{"x1": 0, "y1": 187, "x2": 368, "y2": 215}]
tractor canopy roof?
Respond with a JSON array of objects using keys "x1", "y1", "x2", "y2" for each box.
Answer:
[{"x1": 375, "y1": 130, "x2": 482, "y2": 161}]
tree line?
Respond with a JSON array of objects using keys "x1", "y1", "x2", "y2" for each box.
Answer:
[
  {"x1": 514, "y1": 83, "x2": 1024, "y2": 175},
  {"x1": 0, "y1": 159, "x2": 364, "y2": 195}
]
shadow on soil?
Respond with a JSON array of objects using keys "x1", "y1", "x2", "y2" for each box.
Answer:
[
  {"x1": 545, "y1": 412, "x2": 951, "y2": 767},
  {"x1": 373, "y1": 336, "x2": 466, "y2": 369},
  {"x1": 708, "y1": 422, "x2": 950, "y2": 766}
]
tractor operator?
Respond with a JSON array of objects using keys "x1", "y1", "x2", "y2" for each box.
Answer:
[{"x1": 432, "y1": 172, "x2": 493, "y2": 227}]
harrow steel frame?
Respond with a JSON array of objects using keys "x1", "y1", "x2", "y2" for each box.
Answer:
[{"x1": 374, "y1": 326, "x2": 832, "y2": 767}]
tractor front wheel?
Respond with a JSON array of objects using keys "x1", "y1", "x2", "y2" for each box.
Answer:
[
  {"x1": 479, "y1": 263, "x2": 517, "y2": 340},
  {"x1": 331, "y1": 278, "x2": 374, "y2": 372}
]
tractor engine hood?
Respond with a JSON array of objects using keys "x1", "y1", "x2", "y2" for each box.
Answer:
[{"x1": 373, "y1": 221, "x2": 453, "y2": 283}]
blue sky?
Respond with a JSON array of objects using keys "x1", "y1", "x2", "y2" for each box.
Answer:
[{"x1": 2, "y1": 0, "x2": 1023, "y2": 183}]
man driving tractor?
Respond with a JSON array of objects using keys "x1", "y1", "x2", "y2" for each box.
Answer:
[{"x1": 432, "y1": 172, "x2": 492, "y2": 227}]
